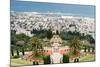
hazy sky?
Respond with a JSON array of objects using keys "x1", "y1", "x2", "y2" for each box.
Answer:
[{"x1": 11, "y1": 0, "x2": 95, "y2": 17}]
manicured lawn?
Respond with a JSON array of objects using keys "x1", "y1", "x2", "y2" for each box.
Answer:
[
  {"x1": 11, "y1": 58, "x2": 33, "y2": 67},
  {"x1": 11, "y1": 54, "x2": 95, "y2": 66},
  {"x1": 79, "y1": 54, "x2": 95, "y2": 62}
]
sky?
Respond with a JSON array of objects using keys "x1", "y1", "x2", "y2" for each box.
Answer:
[{"x1": 11, "y1": 0, "x2": 95, "y2": 18}]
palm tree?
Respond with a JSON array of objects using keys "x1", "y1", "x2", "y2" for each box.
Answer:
[
  {"x1": 68, "y1": 36, "x2": 82, "y2": 62},
  {"x1": 69, "y1": 36, "x2": 81, "y2": 57},
  {"x1": 30, "y1": 37, "x2": 43, "y2": 56},
  {"x1": 28, "y1": 37, "x2": 43, "y2": 65}
]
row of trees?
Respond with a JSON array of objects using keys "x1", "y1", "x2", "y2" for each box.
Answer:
[
  {"x1": 11, "y1": 30, "x2": 44, "y2": 58},
  {"x1": 69, "y1": 36, "x2": 95, "y2": 53},
  {"x1": 60, "y1": 31, "x2": 95, "y2": 45},
  {"x1": 32, "y1": 29, "x2": 53, "y2": 39}
]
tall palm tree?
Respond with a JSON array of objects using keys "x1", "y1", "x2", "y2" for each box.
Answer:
[
  {"x1": 68, "y1": 36, "x2": 82, "y2": 62},
  {"x1": 30, "y1": 37, "x2": 43, "y2": 56},
  {"x1": 69, "y1": 36, "x2": 81, "y2": 56}
]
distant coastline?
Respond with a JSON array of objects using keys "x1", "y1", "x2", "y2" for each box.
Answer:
[
  {"x1": 10, "y1": 11, "x2": 95, "y2": 18},
  {"x1": 11, "y1": 1, "x2": 95, "y2": 18}
]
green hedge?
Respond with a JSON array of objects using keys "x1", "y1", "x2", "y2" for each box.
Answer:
[
  {"x1": 43, "y1": 55, "x2": 51, "y2": 64},
  {"x1": 63, "y1": 55, "x2": 69, "y2": 63}
]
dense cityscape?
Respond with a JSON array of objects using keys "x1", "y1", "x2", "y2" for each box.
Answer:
[{"x1": 11, "y1": 11, "x2": 95, "y2": 38}]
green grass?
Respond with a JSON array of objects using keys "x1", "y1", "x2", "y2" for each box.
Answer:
[
  {"x1": 79, "y1": 54, "x2": 95, "y2": 62},
  {"x1": 11, "y1": 58, "x2": 33, "y2": 67}
]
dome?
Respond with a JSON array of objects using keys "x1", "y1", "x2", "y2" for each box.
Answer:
[{"x1": 50, "y1": 35, "x2": 62, "y2": 44}]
